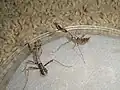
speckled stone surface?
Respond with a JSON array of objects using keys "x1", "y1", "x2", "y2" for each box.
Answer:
[{"x1": 1, "y1": 0, "x2": 120, "y2": 89}]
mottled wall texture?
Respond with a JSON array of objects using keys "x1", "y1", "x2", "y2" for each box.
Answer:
[{"x1": 0, "y1": 0, "x2": 120, "y2": 89}]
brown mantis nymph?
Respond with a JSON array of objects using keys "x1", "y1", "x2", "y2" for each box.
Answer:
[
  {"x1": 53, "y1": 22, "x2": 91, "y2": 64},
  {"x1": 22, "y1": 39, "x2": 74, "y2": 90}
]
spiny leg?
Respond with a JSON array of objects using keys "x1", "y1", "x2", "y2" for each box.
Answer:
[
  {"x1": 72, "y1": 43, "x2": 86, "y2": 64},
  {"x1": 22, "y1": 60, "x2": 39, "y2": 90},
  {"x1": 23, "y1": 61, "x2": 48, "y2": 76},
  {"x1": 44, "y1": 59, "x2": 54, "y2": 66},
  {"x1": 26, "y1": 66, "x2": 39, "y2": 70},
  {"x1": 52, "y1": 40, "x2": 71, "y2": 53},
  {"x1": 22, "y1": 66, "x2": 39, "y2": 90},
  {"x1": 22, "y1": 60, "x2": 36, "y2": 72},
  {"x1": 44, "y1": 59, "x2": 75, "y2": 68},
  {"x1": 52, "y1": 59, "x2": 75, "y2": 68},
  {"x1": 76, "y1": 44, "x2": 85, "y2": 64},
  {"x1": 44, "y1": 59, "x2": 77, "y2": 68},
  {"x1": 43, "y1": 59, "x2": 70, "y2": 75},
  {"x1": 22, "y1": 68, "x2": 29, "y2": 90},
  {"x1": 72, "y1": 42, "x2": 77, "y2": 49}
]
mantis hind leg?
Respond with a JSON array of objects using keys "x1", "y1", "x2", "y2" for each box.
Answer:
[
  {"x1": 72, "y1": 43, "x2": 86, "y2": 64},
  {"x1": 52, "y1": 40, "x2": 71, "y2": 53},
  {"x1": 44, "y1": 60, "x2": 54, "y2": 66},
  {"x1": 22, "y1": 66, "x2": 38, "y2": 90},
  {"x1": 76, "y1": 44, "x2": 85, "y2": 64}
]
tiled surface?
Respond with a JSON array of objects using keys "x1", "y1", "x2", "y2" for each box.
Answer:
[{"x1": 7, "y1": 35, "x2": 120, "y2": 90}]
